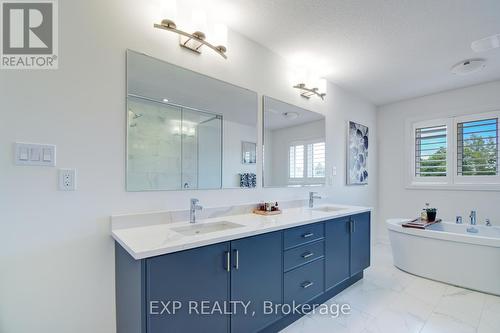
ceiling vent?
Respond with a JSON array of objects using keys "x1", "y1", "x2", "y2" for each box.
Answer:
[{"x1": 450, "y1": 59, "x2": 486, "y2": 75}]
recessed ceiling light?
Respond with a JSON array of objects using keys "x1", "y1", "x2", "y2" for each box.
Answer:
[
  {"x1": 471, "y1": 34, "x2": 500, "y2": 53},
  {"x1": 162, "y1": 98, "x2": 169, "y2": 103},
  {"x1": 282, "y1": 112, "x2": 299, "y2": 120},
  {"x1": 450, "y1": 59, "x2": 486, "y2": 75}
]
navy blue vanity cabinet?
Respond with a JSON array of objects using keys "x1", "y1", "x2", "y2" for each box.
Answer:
[
  {"x1": 115, "y1": 211, "x2": 371, "y2": 333},
  {"x1": 146, "y1": 242, "x2": 230, "y2": 333},
  {"x1": 350, "y1": 212, "x2": 371, "y2": 275},
  {"x1": 230, "y1": 231, "x2": 283, "y2": 332},
  {"x1": 325, "y1": 216, "x2": 351, "y2": 290}
]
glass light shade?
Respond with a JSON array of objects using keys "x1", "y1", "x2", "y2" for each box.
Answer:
[
  {"x1": 292, "y1": 66, "x2": 309, "y2": 85},
  {"x1": 212, "y1": 23, "x2": 228, "y2": 47},
  {"x1": 317, "y1": 78, "x2": 327, "y2": 94},
  {"x1": 156, "y1": 0, "x2": 177, "y2": 23},
  {"x1": 190, "y1": 9, "x2": 207, "y2": 32}
]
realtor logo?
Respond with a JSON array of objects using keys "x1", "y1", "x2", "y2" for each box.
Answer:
[{"x1": 1, "y1": 0, "x2": 58, "y2": 69}]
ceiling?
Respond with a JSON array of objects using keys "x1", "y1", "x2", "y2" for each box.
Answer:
[
  {"x1": 209, "y1": 0, "x2": 500, "y2": 105},
  {"x1": 264, "y1": 96, "x2": 324, "y2": 130}
]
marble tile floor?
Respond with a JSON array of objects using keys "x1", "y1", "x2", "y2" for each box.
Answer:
[{"x1": 280, "y1": 241, "x2": 500, "y2": 333}]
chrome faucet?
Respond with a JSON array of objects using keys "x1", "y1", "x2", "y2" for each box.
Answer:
[
  {"x1": 456, "y1": 216, "x2": 462, "y2": 224},
  {"x1": 190, "y1": 198, "x2": 203, "y2": 224},
  {"x1": 486, "y1": 218, "x2": 492, "y2": 227},
  {"x1": 309, "y1": 192, "x2": 322, "y2": 208},
  {"x1": 469, "y1": 210, "x2": 477, "y2": 225}
]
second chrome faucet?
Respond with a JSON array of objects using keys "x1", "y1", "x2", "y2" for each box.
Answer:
[
  {"x1": 309, "y1": 192, "x2": 322, "y2": 208},
  {"x1": 190, "y1": 198, "x2": 203, "y2": 223}
]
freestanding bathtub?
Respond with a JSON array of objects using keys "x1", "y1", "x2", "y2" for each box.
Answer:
[{"x1": 387, "y1": 219, "x2": 500, "y2": 295}]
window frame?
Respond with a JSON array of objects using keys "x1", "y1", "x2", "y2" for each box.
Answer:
[
  {"x1": 453, "y1": 111, "x2": 500, "y2": 185},
  {"x1": 410, "y1": 118, "x2": 453, "y2": 186},
  {"x1": 288, "y1": 138, "x2": 326, "y2": 185},
  {"x1": 288, "y1": 143, "x2": 305, "y2": 180},
  {"x1": 407, "y1": 110, "x2": 500, "y2": 190}
]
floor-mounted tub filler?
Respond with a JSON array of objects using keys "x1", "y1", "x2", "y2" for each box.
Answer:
[{"x1": 387, "y1": 219, "x2": 500, "y2": 296}]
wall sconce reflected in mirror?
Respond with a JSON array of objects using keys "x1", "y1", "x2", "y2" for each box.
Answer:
[
  {"x1": 293, "y1": 79, "x2": 327, "y2": 100},
  {"x1": 291, "y1": 65, "x2": 327, "y2": 100}
]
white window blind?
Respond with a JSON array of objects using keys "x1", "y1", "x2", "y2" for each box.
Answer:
[
  {"x1": 457, "y1": 118, "x2": 498, "y2": 176},
  {"x1": 289, "y1": 144, "x2": 304, "y2": 178},
  {"x1": 307, "y1": 142, "x2": 325, "y2": 178},
  {"x1": 415, "y1": 125, "x2": 447, "y2": 177}
]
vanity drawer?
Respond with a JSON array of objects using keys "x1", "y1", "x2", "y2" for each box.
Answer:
[
  {"x1": 284, "y1": 259, "x2": 324, "y2": 305},
  {"x1": 284, "y1": 223, "x2": 324, "y2": 249},
  {"x1": 284, "y1": 240, "x2": 324, "y2": 272}
]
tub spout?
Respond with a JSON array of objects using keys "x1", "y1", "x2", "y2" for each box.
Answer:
[{"x1": 470, "y1": 210, "x2": 477, "y2": 225}]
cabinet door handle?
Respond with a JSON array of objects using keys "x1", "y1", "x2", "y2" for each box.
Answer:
[
  {"x1": 233, "y1": 249, "x2": 239, "y2": 270},
  {"x1": 224, "y1": 251, "x2": 231, "y2": 272},
  {"x1": 301, "y1": 251, "x2": 314, "y2": 259},
  {"x1": 349, "y1": 220, "x2": 354, "y2": 233},
  {"x1": 302, "y1": 232, "x2": 314, "y2": 238},
  {"x1": 301, "y1": 281, "x2": 314, "y2": 289},
  {"x1": 352, "y1": 220, "x2": 356, "y2": 233}
]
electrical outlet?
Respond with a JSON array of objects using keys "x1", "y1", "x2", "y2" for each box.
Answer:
[{"x1": 58, "y1": 169, "x2": 76, "y2": 191}]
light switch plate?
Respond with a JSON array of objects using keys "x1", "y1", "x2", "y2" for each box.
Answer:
[
  {"x1": 15, "y1": 142, "x2": 56, "y2": 166},
  {"x1": 58, "y1": 169, "x2": 76, "y2": 191}
]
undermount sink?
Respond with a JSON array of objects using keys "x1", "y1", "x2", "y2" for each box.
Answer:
[
  {"x1": 171, "y1": 221, "x2": 244, "y2": 236},
  {"x1": 311, "y1": 206, "x2": 347, "y2": 213}
]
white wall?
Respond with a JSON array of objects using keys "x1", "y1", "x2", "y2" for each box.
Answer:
[
  {"x1": 378, "y1": 80, "x2": 500, "y2": 241},
  {"x1": 223, "y1": 121, "x2": 257, "y2": 188},
  {"x1": 0, "y1": 0, "x2": 377, "y2": 332}
]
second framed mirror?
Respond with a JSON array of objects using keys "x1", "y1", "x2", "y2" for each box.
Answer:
[{"x1": 263, "y1": 96, "x2": 326, "y2": 188}]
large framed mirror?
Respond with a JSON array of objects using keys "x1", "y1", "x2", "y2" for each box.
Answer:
[
  {"x1": 263, "y1": 96, "x2": 326, "y2": 188},
  {"x1": 127, "y1": 50, "x2": 258, "y2": 191}
]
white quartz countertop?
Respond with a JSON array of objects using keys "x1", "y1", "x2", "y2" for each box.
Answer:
[{"x1": 112, "y1": 204, "x2": 372, "y2": 260}]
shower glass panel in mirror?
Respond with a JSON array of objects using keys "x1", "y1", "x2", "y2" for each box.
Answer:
[
  {"x1": 126, "y1": 50, "x2": 258, "y2": 191},
  {"x1": 263, "y1": 96, "x2": 326, "y2": 188}
]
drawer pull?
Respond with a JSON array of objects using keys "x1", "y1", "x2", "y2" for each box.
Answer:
[
  {"x1": 301, "y1": 251, "x2": 314, "y2": 259},
  {"x1": 302, "y1": 232, "x2": 314, "y2": 238},
  {"x1": 301, "y1": 281, "x2": 314, "y2": 289}
]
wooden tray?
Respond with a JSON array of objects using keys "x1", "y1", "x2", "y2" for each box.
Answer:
[
  {"x1": 252, "y1": 208, "x2": 282, "y2": 216},
  {"x1": 402, "y1": 218, "x2": 442, "y2": 229}
]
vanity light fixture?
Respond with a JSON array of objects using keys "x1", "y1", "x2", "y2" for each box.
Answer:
[{"x1": 154, "y1": 19, "x2": 228, "y2": 59}]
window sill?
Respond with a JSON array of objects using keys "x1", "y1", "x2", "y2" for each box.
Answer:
[{"x1": 406, "y1": 182, "x2": 500, "y2": 192}]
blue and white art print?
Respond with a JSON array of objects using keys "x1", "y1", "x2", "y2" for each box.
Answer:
[{"x1": 347, "y1": 121, "x2": 369, "y2": 185}]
